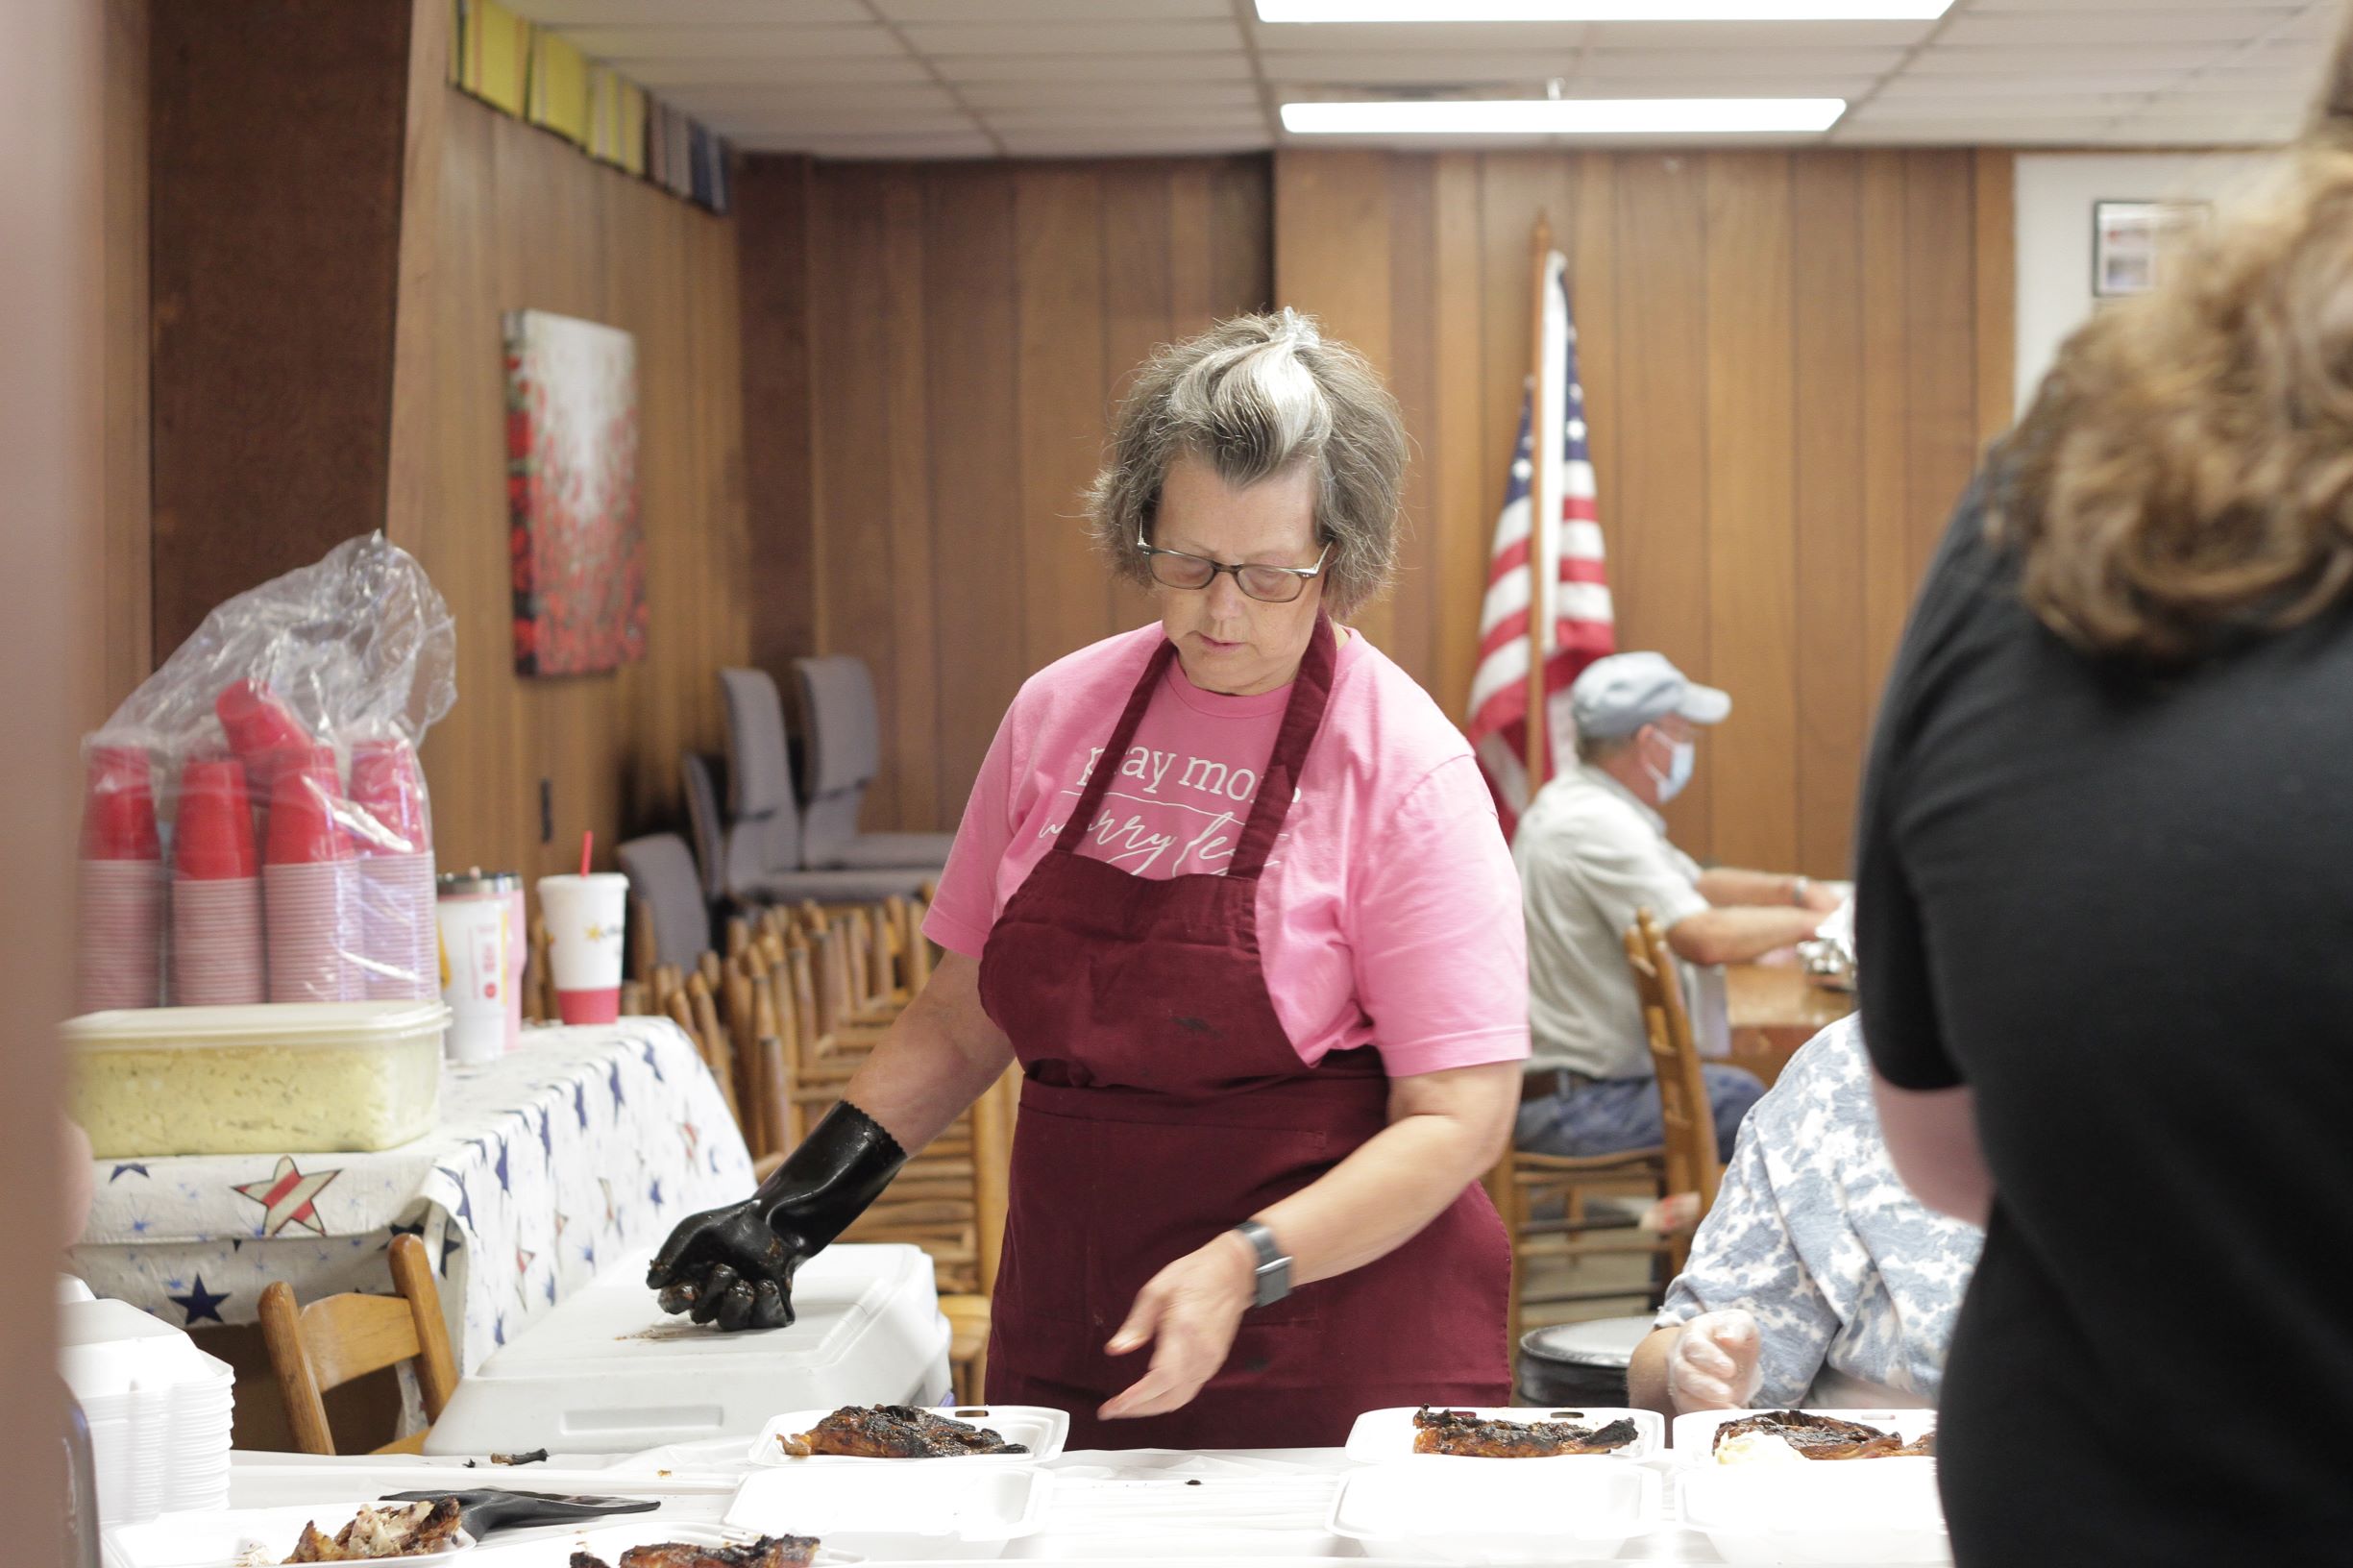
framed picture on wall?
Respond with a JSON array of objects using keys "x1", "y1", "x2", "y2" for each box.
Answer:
[
  {"x1": 2093, "y1": 199, "x2": 2211, "y2": 300},
  {"x1": 503, "y1": 308, "x2": 646, "y2": 676}
]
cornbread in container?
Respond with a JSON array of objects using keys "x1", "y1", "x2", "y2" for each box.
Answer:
[{"x1": 66, "y1": 1000, "x2": 447, "y2": 1157}]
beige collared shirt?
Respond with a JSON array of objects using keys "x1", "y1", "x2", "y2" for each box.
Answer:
[{"x1": 1513, "y1": 764, "x2": 1724, "y2": 1080}]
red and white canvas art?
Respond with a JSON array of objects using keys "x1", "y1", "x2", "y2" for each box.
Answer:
[{"x1": 504, "y1": 308, "x2": 645, "y2": 676}]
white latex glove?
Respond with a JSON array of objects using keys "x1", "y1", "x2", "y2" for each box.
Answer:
[{"x1": 1666, "y1": 1309, "x2": 1764, "y2": 1412}]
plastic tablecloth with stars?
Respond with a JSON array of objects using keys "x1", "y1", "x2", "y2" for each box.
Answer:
[{"x1": 70, "y1": 1018, "x2": 752, "y2": 1373}]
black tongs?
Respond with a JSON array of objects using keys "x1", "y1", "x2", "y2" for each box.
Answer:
[{"x1": 380, "y1": 1487, "x2": 661, "y2": 1542}]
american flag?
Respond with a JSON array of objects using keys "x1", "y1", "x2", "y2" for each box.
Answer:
[{"x1": 1465, "y1": 252, "x2": 1615, "y2": 839}]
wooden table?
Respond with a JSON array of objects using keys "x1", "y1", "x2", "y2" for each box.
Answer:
[{"x1": 1724, "y1": 964, "x2": 1856, "y2": 1089}]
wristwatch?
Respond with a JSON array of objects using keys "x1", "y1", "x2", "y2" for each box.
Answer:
[{"x1": 1231, "y1": 1219, "x2": 1292, "y2": 1309}]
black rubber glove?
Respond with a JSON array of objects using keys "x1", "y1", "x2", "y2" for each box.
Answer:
[{"x1": 645, "y1": 1101, "x2": 907, "y2": 1332}]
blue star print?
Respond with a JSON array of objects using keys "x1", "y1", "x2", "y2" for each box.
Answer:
[
  {"x1": 109, "y1": 1164, "x2": 149, "y2": 1183},
  {"x1": 642, "y1": 1041, "x2": 665, "y2": 1082},
  {"x1": 537, "y1": 1107, "x2": 554, "y2": 1160},
  {"x1": 494, "y1": 1139, "x2": 512, "y2": 1195},
  {"x1": 573, "y1": 1081, "x2": 590, "y2": 1130},
  {"x1": 648, "y1": 1179, "x2": 665, "y2": 1212},
  {"x1": 608, "y1": 1061, "x2": 625, "y2": 1111},
  {"x1": 169, "y1": 1276, "x2": 230, "y2": 1326}
]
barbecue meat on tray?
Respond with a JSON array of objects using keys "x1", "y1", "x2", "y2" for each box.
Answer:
[
  {"x1": 282, "y1": 1497, "x2": 465, "y2": 1560},
  {"x1": 1410, "y1": 1406, "x2": 1640, "y2": 1457},
  {"x1": 776, "y1": 1404, "x2": 1027, "y2": 1458},
  {"x1": 1711, "y1": 1409, "x2": 1936, "y2": 1459},
  {"x1": 567, "y1": 1538, "x2": 819, "y2": 1568}
]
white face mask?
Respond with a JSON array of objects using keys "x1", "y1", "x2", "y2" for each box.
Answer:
[{"x1": 1646, "y1": 735, "x2": 1696, "y2": 803}]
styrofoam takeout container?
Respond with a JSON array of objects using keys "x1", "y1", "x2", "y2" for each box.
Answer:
[
  {"x1": 1673, "y1": 1407, "x2": 1938, "y2": 1463},
  {"x1": 424, "y1": 1244, "x2": 951, "y2": 1456},
  {"x1": 1343, "y1": 1404, "x2": 1663, "y2": 1464},
  {"x1": 66, "y1": 1000, "x2": 447, "y2": 1156},
  {"x1": 464, "y1": 1521, "x2": 859, "y2": 1565},
  {"x1": 1679, "y1": 1459, "x2": 1951, "y2": 1564},
  {"x1": 103, "y1": 1504, "x2": 474, "y2": 1567},
  {"x1": 750, "y1": 1404, "x2": 1067, "y2": 1467},
  {"x1": 1327, "y1": 1457, "x2": 1660, "y2": 1564},
  {"x1": 726, "y1": 1463, "x2": 1052, "y2": 1561}
]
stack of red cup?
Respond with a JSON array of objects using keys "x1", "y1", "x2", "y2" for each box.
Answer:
[
  {"x1": 171, "y1": 756, "x2": 265, "y2": 1006},
  {"x1": 263, "y1": 745, "x2": 360, "y2": 1003},
  {"x1": 215, "y1": 678, "x2": 313, "y2": 848},
  {"x1": 77, "y1": 746, "x2": 163, "y2": 1013},
  {"x1": 349, "y1": 737, "x2": 438, "y2": 1001}
]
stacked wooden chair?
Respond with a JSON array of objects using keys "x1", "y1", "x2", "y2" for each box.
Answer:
[{"x1": 1623, "y1": 907, "x2": 1726, "y2": 1269}]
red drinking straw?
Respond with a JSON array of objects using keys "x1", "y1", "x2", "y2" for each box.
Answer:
[{"x1": 579, "y1": 829, "x2": 593, "y2": 879}]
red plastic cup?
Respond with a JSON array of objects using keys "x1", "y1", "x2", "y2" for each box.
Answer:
[
  {"x1": 175, "y1": 757, "x2": 258, "y2": 880},
  {"x1": 349, "y1": 737, "x2": 430, "y2": 855},
  {"x1": 80, "y1": 746, "x2": 160, "y2": 862},
  {"x1": 215, "y1": 679, "x2": 312, "y2": 755},
  {"x1": 265, "y1": 746, "x2": 354, "y2": 867}
]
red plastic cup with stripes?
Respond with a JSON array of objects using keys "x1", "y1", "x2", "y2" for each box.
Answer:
[
  {"x1": 349, "y1": 737, "x2": 438, "y2": 1002},
  {"x1": 77, "y1": 745, "x2": 163, "y2": 1013},
  {"x1": 263, "y1": 745, "x2": 360, "y2": 1003},
  {"x1": 172, "y1": 755, "x2": 264, "y2": 1007}
]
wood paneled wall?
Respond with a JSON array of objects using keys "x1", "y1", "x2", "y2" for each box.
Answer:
[
  {"x1": 1276, "y1": 148, "x2": 2015, "y2": 875},
  {"x1": 771, "y1": 156, "x2": 1271, "y2": 831},
  {"x1": 403, "y1": 88, "x2": 750, "y2": 881},
  {"x1": 104, "y1": 0, "x2": 151, "y2": 713}
]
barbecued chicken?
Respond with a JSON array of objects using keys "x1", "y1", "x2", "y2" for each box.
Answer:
[
  {"x1": 282, "y1": 1497, "x2": 464, "y2": 1560},
  {"x1": 566, "y1": 1538, "x2": 818, "y2": 1568},
  {"x1": 1409, "y1": 1406, "x2": 1641, "y2": 1457},
  {"x1": 1711, "y1": 1409, "x2": 1936, "y2": 1460},
  {"x1": 776, "y1": 1404, "x2": 1026, "y2": 1458}
]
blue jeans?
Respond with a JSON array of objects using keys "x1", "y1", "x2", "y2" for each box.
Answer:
[{"x1": 1513, "y1": 1066, "x2": 1766, "y2": 1164}]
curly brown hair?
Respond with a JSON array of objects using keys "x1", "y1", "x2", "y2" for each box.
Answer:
[{"x1": 1991, "y1": 16, "x2": 2353, "y2": 663}]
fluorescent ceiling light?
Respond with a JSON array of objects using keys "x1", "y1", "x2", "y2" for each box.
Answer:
[
  {"x1": 1258, "y1": 2, "x2": 1951, "y2": 19},
  {"x1": 1282, "y1": 97, "x2": 1847, "y2": 135}
]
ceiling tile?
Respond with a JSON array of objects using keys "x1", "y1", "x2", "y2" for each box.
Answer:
[
  {"x1": 2170, "y1": 67, "x2": 2326, "y2": 95},
  {"x1": 1581, "y1": 19, "x2": 1930, "y2": 48},
  {"x1": 651, "y1": 83, "x2": 961, "y2": 114},
  {"x1": 1936, "y1": 11, "x2": 2303, "y2": 48},
  {"x1": 876, "y1": 0, "x2": 1233, "y2": 17},
  {"x1": 901, "y1": 19, "x2": 1245, "y2": 55},
  {"x1": 960, "y1": 80, "x2": 1263, "y2": 110},
  {"x1": 556, "y1": 23, "x2": 905, "y2": 59},
  {"x1": 1262, "y1": 50, "x2": 1583, "y2": 84},
  {"x1": 510, "y1": 0, "x2": 862, "y2": 22},
  {"x1": 1851, "y1": 94, "x2": 2147, "y2": 122},
  {"x1": 1832, "y1": 117, "x2": 2125, "y2": 144},
  {"x1": 614, "y1": 55, "x2": 936, "y2": 86},
  {"x1": 938, "y1": 52, "x2": 1254, "y2": 82},
  {"x1": 1580, "y1": 47, "x2": 1904, "y2": 76},
  {"x1": 739, "y1": 130, "x2": 998, "y2": 158},
  {"x1": 996, "y1": 128, "x2": 1270, "y2": 156},
  {"x1": 1909, "y1": 44, "x2": 2235, "y2": 73},
  {"x1": 1874, "y1": 71, "x2": 2194, "y2": 98},
  {"x1": 982, "y1": 107, "x2": 1267, "y2": 131},
  {"x1": 1250, "y1": 21, "x2": 1584, "y2": 52}
]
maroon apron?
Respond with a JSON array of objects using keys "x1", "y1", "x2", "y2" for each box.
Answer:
[{"x1": 976, "y1": 617, "x2": 1511, "y2": 1450}]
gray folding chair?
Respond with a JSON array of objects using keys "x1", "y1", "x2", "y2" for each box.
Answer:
[
  {"x1": 616, "y1": 833, "x2": 714, "y2": 974},
  {"x1": 717, "y1": 666, "x2": 937, "y2": 902},
  {"x1": 679, "y1": 751, "x2": 728, "y2": 905},
  {"x1": 793, "y1": 654, "x2": 954, "y2": 871}
]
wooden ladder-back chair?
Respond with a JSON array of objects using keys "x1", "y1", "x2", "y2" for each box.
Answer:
[
  {"x1": 258, "y1": 1235, "x2": 457, "y2": 1456},
  {"x1": 1625, "y1": 910, "x2": 1725, "y2": 1258}
]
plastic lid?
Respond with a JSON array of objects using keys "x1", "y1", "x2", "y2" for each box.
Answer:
[
  {"x1": 64, "y1": 999, "x2": 451, "y2": 1051},
  {"x1": 438, "y1": 869, "x2": 520, "y2": 894}
]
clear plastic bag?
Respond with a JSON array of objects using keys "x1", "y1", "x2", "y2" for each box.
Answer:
[{"x1": 76, "y1": 534, "x2": 456, "y2": 1013}]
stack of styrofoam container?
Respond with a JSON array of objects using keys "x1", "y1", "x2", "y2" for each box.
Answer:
[{"x1": 60, "y1": 1297, "x2": 235, "y2": 1526}]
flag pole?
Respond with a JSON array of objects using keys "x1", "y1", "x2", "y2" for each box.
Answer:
[{"x1": 1524, "y1": 215, "x2": 1556, "y2": 794}]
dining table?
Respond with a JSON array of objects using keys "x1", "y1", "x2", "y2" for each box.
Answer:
[{"x1": 1722, "y1": 963, "x2": 1857, "y2": 1089}]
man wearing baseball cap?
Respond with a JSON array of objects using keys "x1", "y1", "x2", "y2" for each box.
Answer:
[{"x1": 1513, "y1": 651, "x2": 1847, "y2": 1162}]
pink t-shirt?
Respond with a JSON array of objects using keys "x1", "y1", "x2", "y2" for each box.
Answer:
[{"x1": 925, "y1": 624, "x2": 1531, "y2": 1078}]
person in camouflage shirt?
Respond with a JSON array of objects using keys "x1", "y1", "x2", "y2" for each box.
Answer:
[{"x1": 1628, "y1": 1017, "x2": 1983, "y2": 1414}]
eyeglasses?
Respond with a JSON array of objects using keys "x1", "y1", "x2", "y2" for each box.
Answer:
[{"x1": 1136, "y1": 532, "x2": 1333, "y2": 604}]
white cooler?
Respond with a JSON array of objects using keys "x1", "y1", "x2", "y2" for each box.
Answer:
[{"x1": 424, "y1": 1242, "x2": 954, "y2": 1455}]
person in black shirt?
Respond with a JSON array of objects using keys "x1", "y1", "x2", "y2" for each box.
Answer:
[{"x1": 1857, "y1": 15, "x2": 2353, "y2": 1565}]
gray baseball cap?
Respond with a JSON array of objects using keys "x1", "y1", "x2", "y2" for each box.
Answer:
[{"x1": 1569, "y1": 651, "x2": 1731, "y2": 741}]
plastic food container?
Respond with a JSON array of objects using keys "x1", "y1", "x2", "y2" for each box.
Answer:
[
  {"x1": 1673, "y1": 1407, "x2": 1938, "y2": 1463},
  {"x1": 102, "y1": 1504, "x2": 474, "y2": 1567},
  {"x1": 424, "y1": 1244, "x2": 953, "y2": 1456},
  {"x1": 750, "y1": 1405, "x2": 1068, "y2": 1467},
  {"x1": 1327, "y1": 1457, "x2": 1660, "y2": 1563},
  {"x1": 67, "y1": 1001, "x2": 447, "y2": 1157},
  {"x1": 725, "y1": 1463, "x2": 1051, "y2": 1561},
  {"x1": 1343, "y1": 1404, "x2": 1664, "y2": 1464},
  {"x1": 1679, "y1": 1459, "x2": 1951, "y2": 1564}
]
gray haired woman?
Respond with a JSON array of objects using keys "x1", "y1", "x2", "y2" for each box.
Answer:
[{"x1": 650, "y1": 311, "x2": 1530, "y2": 1450}]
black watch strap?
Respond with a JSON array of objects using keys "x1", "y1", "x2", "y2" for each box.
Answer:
[{"x1": 1232, "y1": 1219, "x2": 1292, "y2": 1309}]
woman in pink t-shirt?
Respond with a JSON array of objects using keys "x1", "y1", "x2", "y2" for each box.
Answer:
[{"x1": 651, "y1": 312, "x2": 1529, "y2": 1448}]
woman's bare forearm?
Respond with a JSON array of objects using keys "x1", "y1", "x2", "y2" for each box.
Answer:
[
  {"x1": 1252, "y1": 1061, "x2": 1518, "y2": 1286},
  {"x1": 837, "y1": 951, "x2": 1016, "y2": 1154}
]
